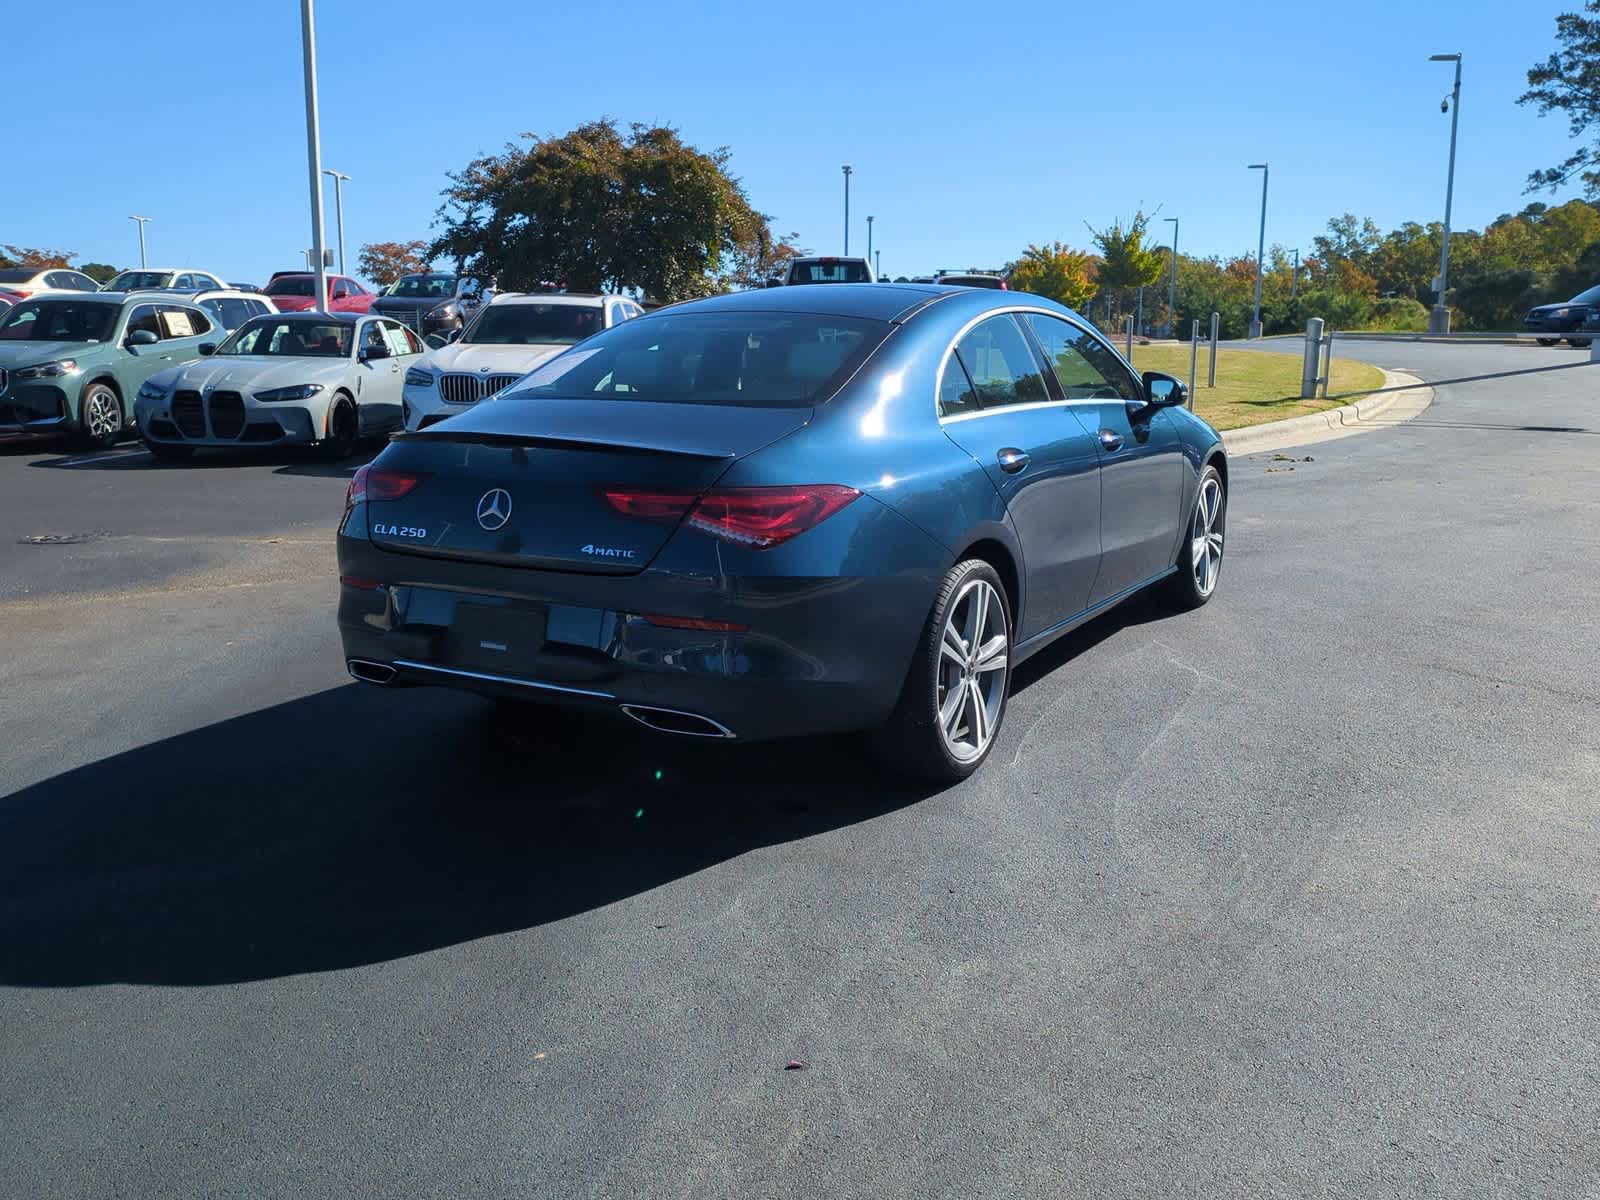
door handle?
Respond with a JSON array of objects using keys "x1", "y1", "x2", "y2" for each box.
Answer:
[
  {"x1": 1097, "y1": 428, "x2": 1124, "y2": 452},
  {"x1": 997, "y1": 447, "x2": 1030, "y2": 474}
]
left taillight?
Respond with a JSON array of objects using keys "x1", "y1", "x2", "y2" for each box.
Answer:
[
  {"x1": 346, "y1": 464, "x2": 427, "y2": 509},
  {"x1": 602, "y1": 484, "x2": 860, "y2": 550}
]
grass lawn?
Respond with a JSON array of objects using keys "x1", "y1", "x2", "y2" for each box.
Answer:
[{"x1": 1128, "y1": 345, "x2": 1387, "y2": 431}]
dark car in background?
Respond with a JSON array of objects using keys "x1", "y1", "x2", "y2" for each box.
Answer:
[
  {"x1": 1523, "y1": 284, "x2": 1600, "y2": 346},
  {"x1": 337, "y1": 284, "x2": 1228, "y2": 781},
  {"x1": 370, "y1": 272, "x2": 492, "y2": 336}
]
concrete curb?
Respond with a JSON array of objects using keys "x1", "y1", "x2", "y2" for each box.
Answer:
[
  {"x1": 1219, "y1": 369, "x2": 1433, "y2": 456},
  {"x1": 1257, "y1": 332, "x2": 1559, "y2": 347}
]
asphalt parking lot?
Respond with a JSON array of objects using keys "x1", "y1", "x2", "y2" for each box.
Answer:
[{"x1": 3, "y1": 339, "x2": 1599, "y2": 1198}]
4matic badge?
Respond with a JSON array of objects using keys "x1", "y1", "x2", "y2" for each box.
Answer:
[{"x1": 581, "y1": 544, "x2": 636, "y2": 559}]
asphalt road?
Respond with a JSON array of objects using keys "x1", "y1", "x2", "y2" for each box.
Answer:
[{"x1": 3, "y1": 340, "x2": 1598, "y2": 1198}]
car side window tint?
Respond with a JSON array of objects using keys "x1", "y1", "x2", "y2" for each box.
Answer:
[
  {"x1": 937, "y1": 351, "x2": 982, "y2": 418},
  {"x1": 201, "y1": 275, "x2": 223, "y2": 291},
  {"x1": 381, "y1": 321, "x2": 413, "y2": 356},
  {"x1": 1025, "y1": 313, "x2": 1141, "y2": 403},
  {"x1": 951, "y1": 315, "x2": 1050, "y2": 410},
  {"x1": 126, "y1": 304, "x2": 161, "y2": 338}
]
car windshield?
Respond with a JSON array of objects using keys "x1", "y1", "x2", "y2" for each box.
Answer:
[
  {"x1": 103, "y1": 271, "x2": 174, "y2": 291},
  {"x1": 0, "y1": 268, "x2": 40, "y2": 284},
  {"x1": 0, "y1": 300, "x2": 119, "y2": 342},
  {"x1": 217, "y1": 319, "x2": 352, "y2": 357},
  {"x1": 264, "y1": 277, "x2": 315, "y2": 297},
  {"x1": 790, "y1": 260, "x2": 872, "y2": 283},
  {"x1": 1569, "y1": 284, "x2": 1600, "y2": 305},
  {"x1": 501, "y1": 311, "x2": 887, "y2": 408},
  {"x1": 465, "y1": 303, "x2": 603, "y2": 345},
  {"x1": 388, "y1": 274, "x2": 457, "y2": 299}
]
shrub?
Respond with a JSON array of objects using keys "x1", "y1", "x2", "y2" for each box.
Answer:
[{"x1": 1367, "y1": 297, "x2": 1429, "y2": 331}]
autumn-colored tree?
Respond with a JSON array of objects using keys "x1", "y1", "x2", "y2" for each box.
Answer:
[
  {"x1": 1006, "y1": 242, "x2": 1097, "y2": 309},
  {"x1": 430, "y1": 120, "x2": 773, "y2": 301},
  {"x1": 356, "y1": 240, "x2": 431, "y2": 287},
  {"x1": 3, "y1": 245, "x2": 75, "y2": 269}
]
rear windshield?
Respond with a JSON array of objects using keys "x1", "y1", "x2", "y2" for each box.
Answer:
[
  {"x1": 102, "y1": 271, "x2": 174, "y2": 291},
  {"x1": 465, "y1": 303, "x2": 602, "y2": 346},
  {"x1": 264, "y1": 277, "x2": 315, "y2": 297},
  {"x1": 217, "y1": 318, "x2": 352, "y2": 357},
  {"x1": 789, "y1": 260, "x2": 871, "y2": 284},
  {"x1": 0, "y1": 299, "x2": 119, "y2": 342},
  {"x1": 502, "y1": 311, "x2": 887, "y2": 408}
]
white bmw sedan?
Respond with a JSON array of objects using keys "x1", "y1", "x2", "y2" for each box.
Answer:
[
  {"x1": 134, "y1": 312, "x2": 425, "y2": 458},
  {"x1": 401, "y1": 292, "x2": 641, "y2": 430}
]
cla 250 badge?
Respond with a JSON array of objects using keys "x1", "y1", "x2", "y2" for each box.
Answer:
[
  {"x1": 373, "y1": 524, "x2": 427, "y2": 539},
  {"x1": 581, "y1": 544, "x2": 635, "y2": 558}
]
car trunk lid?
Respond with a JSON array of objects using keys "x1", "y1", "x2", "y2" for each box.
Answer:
[{"x1": 365, "y1": 395, "x2": 812, "y2": 573}]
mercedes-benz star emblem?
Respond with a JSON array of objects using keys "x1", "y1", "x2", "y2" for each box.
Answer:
[{"x1": 476, "y1": 488, "x2": 513, "y2": 531}]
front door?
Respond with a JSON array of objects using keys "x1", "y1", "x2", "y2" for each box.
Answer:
[
  {"x1": 937, "y1": 313, "x2": 1102, "y2": 639},
  {"x1": 1024, "y1": 313, "x2": 1183, "y2": 603}
]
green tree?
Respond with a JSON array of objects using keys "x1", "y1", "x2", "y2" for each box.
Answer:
[
  {"x1": 1005, "y1": 242, "x2": 1097, "y2": 309},
  {"x1": 357, "y1": 239, "x2": 431, "y2": 287},
  {"x1": 75, "y1": 262, "x2": 119, "y2": 285},
  {"x1": 1086, "y1": 212, "x2": 1164, "y2": 319},
  {"x1": 430, "y1": 120, "x2": 771, "y2": 301},
  {"x1": 1521, "y1": 2, "x2": 1600, "y2": 195}
]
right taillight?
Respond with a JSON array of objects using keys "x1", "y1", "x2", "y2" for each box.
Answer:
[
  {"x1": 346, "y1": 464, "x2": 427, "y2": 509},
  {"x1": 602, "y1": 485, "x2": 860, "y2": 550}
]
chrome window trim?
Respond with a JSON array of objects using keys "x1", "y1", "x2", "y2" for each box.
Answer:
[{"x1": 934, "y1": 304, "x2": 1142, "y2": 425}]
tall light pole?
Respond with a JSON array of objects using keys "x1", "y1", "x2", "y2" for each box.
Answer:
[
  {"x1": 300, "y1": 0, "x2": 329, "y2": 312},
  {"x1": 1247, "y1": 163, "x2": 1269, "y2": 338},
  {"x1": 866, "y1": 215, "x2": 874, "y2": 268},
  {"x1": 1162, "y1": 216, "x2": 1178, "y2": 337},
  {"x1": 841, "y1": 165, "x2": 853, "y2": 255},
  {"x1": 323, "y1": 168, "x2": 351, "y2": 274},
  {"x1": 1430, "y1": 53, "x2": 1462, "y2": 335},
  {"x1": 127, "y1": 215, "x2": 151, "y2": 268}
]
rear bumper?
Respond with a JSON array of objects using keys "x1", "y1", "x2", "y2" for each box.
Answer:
[{"x1": 334, "y1": 502, "x2": 945, "y2": 742}]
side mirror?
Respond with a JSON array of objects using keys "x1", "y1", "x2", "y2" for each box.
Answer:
[
  {"x1": 1141, "y1": 371, "x2": 1187, "y2": 408},
  {"x1": 198, "y1": 342, "x2": 217, "y2": 356},
  {"x1": 126, "y1": 329, "x2": 158, "y2": 346},
  {"x1": 361, "y1": 343, "x2": 391, "y2": 361}
]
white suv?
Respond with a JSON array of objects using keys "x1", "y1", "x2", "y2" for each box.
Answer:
[{"x1": 401, "y1": 293, "x2": 642, "y2": 430}]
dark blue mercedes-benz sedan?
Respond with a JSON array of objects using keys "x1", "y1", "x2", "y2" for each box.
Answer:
[{"x1": 336, "y1": 284, "x2": 1227, "y2": 780}]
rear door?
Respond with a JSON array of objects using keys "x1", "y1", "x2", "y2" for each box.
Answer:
[
  {"x1": 937, "y1": 312, "x2": 1102, "y2": 638},
  {"x1": 1024, "y1": 313, "x2": 1183, "y2": 603}
]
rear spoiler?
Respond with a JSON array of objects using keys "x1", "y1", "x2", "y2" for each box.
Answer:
[{"x1": 392, "y1": 427, "x2": 734, "y2": 459}]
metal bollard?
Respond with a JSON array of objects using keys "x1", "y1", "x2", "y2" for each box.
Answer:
[
  {"x1": 1208, "y1": 312, "x2": 1219, "y2": 387},
  {"x1": 1301, "y1": 318, "x2": 1324, "y2": 398},
  {"x1": 1321, "y1": 330, "x2": 1336, "y2": 398},
  {"x1": 1125, "y1": 316, "x2": 1134, "y2": 361},
  {"x1": 1188, "y1": 319, "x2": 1199, "y2": 403}
]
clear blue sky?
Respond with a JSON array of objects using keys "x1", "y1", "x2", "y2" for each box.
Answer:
[{"x1": 5, "y1": 0, "x2": 1588, "y2": 284}]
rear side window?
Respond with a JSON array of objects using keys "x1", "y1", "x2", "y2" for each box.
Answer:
[
  {"x1": 506, "y1": 311, "x2": 889, "y2": 409},
  {"x1": 158, "y1": 304, "x2": 210, "y2": 339},
  {"x1": 937, "y1": 353, "x2": 982, "y2": 418},
  {"x1": 1024, "y1": 313, "x2": 1141, "y2": 402},
  {"x1": 951, "y1": 315, "x2": 1049, "y2": 410}
]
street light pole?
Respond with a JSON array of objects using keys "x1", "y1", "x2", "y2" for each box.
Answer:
[
  {"x1": 1429, "y1": 53, "x2": 1463, "y2": 335},
  {"x1": 866, "y1": 215, "x2": 874, "y2": 268},
  {"x1": 127, "y1": 215, "x2": 151, "y2": 268},
  {"x1": 300, "y1": 0, "x2": 329, "y2": 312},
  {"x1": 1247, "y1": 163, "x2": 1269, "y2": 338},
  {"x1": 841, "y1": 165, "x2": 852, "y2": 255},
  {"x1": 1162, "y1": 216, "x2": 1178, "y2": 337},
  {"x1": 323, "y1": 168, "x2": 351, "y2": 275}
]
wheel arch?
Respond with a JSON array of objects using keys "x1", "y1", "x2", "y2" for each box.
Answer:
[
  {"x1": 78, "y1": 374, "x2": 123, "y2": 422},
  {"x1": 954, "y1": 536, "x2": 1022, "y2": 632}
]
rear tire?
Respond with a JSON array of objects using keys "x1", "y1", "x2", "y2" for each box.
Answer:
[
  {"x1": 871, "y1": 559, "x2": 1012, "y2": 783},
  {"x1": 1537, "y1": 338, "x2": 1558, "y2": 346},
  {"x1": 1161, "y1": 463, "x2": 1226, "y2": 611},
  {"x1": 76, "y1": 382, "x2": 124, "y2": 449}
]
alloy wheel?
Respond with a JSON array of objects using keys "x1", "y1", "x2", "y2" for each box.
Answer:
[
  {"x1": 936, "y1": 577, "x2": 1009, "y2": 762},
  {"x1": 85, "y1": 390, "x2": 120, "y2": 439},
  {"x1": 1191, "y1": 475, "x2": 1225, "y2": 597}
]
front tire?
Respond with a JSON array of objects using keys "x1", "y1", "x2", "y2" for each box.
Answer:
[
  {"x1": 1162, "y1": 463, "x2": 1226, "y2": 610},
  {"x1": 77, "y1": 383, "x2": 124, "y2": 449},
  {"x1": 322, "y1": 394, "x2": 358, "y2": 459},
  {"x1": 873, "y1": 559, "x2": 1012, "y2": 783},
  {"x1": 1537, "y1": 337, "x2": 1559, "y2": 346}
]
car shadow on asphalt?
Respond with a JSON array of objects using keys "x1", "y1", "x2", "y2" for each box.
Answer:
[
  {"x1": 17, "y1": 443, "x2": 385, "y2": 472},
  {"x1": 0, "y1": 685, "x2": 934, "y2": 989}
]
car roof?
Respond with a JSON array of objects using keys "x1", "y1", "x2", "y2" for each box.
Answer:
[
  {"x1": 671, "y1": 282, "x2": 949, "y2": 323},
  {"x1": 191, "y1": 289, "x2": 274, "y2": 302},
  {"x1": 252, "y1": 309, "x2": 363, "y2": 321},
  {"x1": 491, "y1": 292, "x2": 611, "y2": 307}
]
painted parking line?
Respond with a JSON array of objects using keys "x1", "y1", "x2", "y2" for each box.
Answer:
[{"x1": 51, "y1": 448, "x2": 153, "y2": 468}]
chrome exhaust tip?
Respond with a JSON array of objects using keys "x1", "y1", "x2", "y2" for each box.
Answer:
[
  {"x1": 619, "y1": 704, "x2": 735, "y2": 739},
  {"x1": 347, "y1": 659, "x2": 397, "y2": 685}
]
